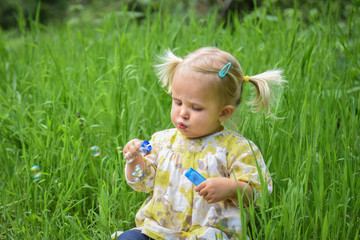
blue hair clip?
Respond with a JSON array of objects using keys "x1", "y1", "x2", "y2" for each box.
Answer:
[{"x1": 218, "y1": 62, "x2": 231, "y2": 78}]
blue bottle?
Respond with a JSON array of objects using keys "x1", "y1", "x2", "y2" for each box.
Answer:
[{"x1": 185, "y1": 168, "x2": 206, "y2": 186}]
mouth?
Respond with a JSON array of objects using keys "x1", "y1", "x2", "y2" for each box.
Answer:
[{"x1": 177, "y1": 121, "x2": 187, "y2": 129}]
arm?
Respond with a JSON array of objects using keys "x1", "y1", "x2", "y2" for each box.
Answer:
[{"x1": 195, "y1": 177, "x2": 254, "y2": 206}]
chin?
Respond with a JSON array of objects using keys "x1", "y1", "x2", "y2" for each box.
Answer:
[
  {"x1": 178, "y1": 129, "x2": 195, "y2": 139},
  {"x1": 183, "y1": 132, "x2": 203, "y2": 139}
]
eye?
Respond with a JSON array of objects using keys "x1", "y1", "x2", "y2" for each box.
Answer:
[
  {"x1": 173, "y1": 99, "x2": 182, "y2": 106},
  {"x1": 192, "y1": 106, "x2": 203, "y2": 111}
]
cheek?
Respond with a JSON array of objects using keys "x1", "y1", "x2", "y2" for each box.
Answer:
[
  {"x1": 196, "y1": 112, "x2": 213, "y2": 125},
  {"x1": 170, "y1": 106, "x2": 176, "y2": 120}
]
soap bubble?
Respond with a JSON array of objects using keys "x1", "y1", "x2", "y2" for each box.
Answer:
[
  {"x1": 135, "y1": 165, "x2": 142, "y2": 172},
  {"x1": 131, "y1": 164, "x2": 144, "y2": 180},
  {"x1": 31, "y1": 165, "x2": 42, "y2": 178},
  {"x1": 90, "y1": 146, "x2": 100, "y2": 156},
  {"x1": 124, "y1": 152, "x2": 135, "y2": 163},
  {"x1": 132, "y1": 171, "x2": 142, "y2": 177}
]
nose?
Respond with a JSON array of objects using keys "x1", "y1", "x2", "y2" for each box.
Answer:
[{"x1": 179, "y1": 107, "x2": 189, "y2": 119}]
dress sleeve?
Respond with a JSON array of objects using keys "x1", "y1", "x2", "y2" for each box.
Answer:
[
  {"x1": 125, "y1": 133, "x2": 159, "y2": 193},
  {"x1": 227, "y1": 137, "x2": 273, "y2": 204}
]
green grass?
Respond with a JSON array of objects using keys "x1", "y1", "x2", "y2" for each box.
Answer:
[{"x1": 1, "y1": 2, "x2": 359, "y2": 239}]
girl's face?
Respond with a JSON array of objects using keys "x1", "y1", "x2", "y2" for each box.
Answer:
[{"x1": 171, "y1": 71, "x2": 230, "y2": 139}]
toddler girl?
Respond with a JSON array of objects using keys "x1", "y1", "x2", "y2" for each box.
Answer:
[{"x1": 113, "y1": 47, "x2": 285, "y2": 240}]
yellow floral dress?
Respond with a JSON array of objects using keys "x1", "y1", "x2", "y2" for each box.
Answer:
[{"x1": 125, "y1": 128, "x2": 272, "y2": 240}]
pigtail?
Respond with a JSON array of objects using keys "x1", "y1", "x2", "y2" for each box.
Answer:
[
  {"x1": 247, "y1": 69, "x2": 286, "y2": 113},
  {"x1": 154, "y1": 49, "x2": 183, "y2": 92}
]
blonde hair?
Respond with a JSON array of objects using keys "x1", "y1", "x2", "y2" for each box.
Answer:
[{"x1": 155, "y1": 47, "x2": 285, "y2": 113}]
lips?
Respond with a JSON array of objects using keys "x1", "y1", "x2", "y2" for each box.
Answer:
[{"x1": 177, "y1": 121, "x2": 187, "y2": 129}]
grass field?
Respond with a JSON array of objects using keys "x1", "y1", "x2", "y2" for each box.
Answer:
[{"x1": 0, "y1": 1, "x2": 359, "y2": 239}]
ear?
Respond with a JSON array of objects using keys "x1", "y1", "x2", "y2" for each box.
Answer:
[{"x1": 219, "y1": 105, "x2": 235, "y2": 122}]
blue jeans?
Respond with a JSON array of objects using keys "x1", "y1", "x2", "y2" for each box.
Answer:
[{"x1": 117, "y1": 229, "x2": 153, "y2": 240}]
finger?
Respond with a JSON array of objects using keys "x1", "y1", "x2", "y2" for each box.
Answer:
[
  {"x1": 128, "y1": 139, "x2": 140, "y2": 152},
  {"x1": 123, "y1": 140, "x2": 134, "y2": 153},
  {"x1": 199, "y1": 188, "x2": 209, "y2": 197},
  {"x1": 124, "y1": 152, "x2": 134, "y2": 160},
  {"x1": 203, "y1": 193, "x2": 214, "y2": 203},
  {"x1": 123, "y1": 139, "x2": 141, "y2": 155},
  {"x1": 131, "y1": 139, "x2": 142, "y2": 149},
  {"x1": 195, "y1": 181, "x2": 207, "y2": 192},
  {"x1": 204, "y1": 193, "x2": 213, "y2": 202}
]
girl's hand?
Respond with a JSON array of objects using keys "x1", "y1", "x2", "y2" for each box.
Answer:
[
  {"x1": 123, "y1": 139, "x2": 143, "y2": 161},
  {"x1": 195, "y1": 178, "x2": 235, "y2": 204},
  {"x1": 123, "y1": 139, "x2": 145, "y2": 182},
  {"x1": 195, "y1": 178, "x2": 254, "y2": 205}
]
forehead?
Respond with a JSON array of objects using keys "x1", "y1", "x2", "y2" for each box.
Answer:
[{"x1": 171, "y1": 70, "x2": 220, "y2": 102}]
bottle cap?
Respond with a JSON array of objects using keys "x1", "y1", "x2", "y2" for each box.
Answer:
[{"x1": 141, "y1": 140, "x2": 152, "y2": 153}]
